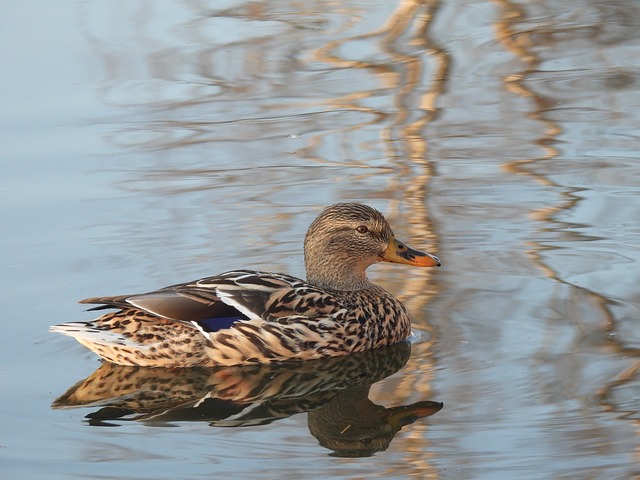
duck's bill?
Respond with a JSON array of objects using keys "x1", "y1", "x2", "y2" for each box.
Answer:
[
  {"x1": 381, "y1": 237, "x2": 441, "y2": 267},
  {"x1": 383, "y1": 401, "x2": 444, "y2": 428}
]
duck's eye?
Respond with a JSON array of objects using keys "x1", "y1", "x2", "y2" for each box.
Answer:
[{"x1": 356, "y1": 225, "x2": 369, "y2": 234}]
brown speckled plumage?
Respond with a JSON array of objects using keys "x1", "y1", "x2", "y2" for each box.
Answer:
[{"x1": 51, "y1": 203, "x2": 440, "y2": 367}]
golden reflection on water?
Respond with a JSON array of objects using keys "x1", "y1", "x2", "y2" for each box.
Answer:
[
  {"x1": 494, "y1": 0, "x2": 640, "y2": 466},
  {"x1": 496, "y1": 0, "x2": 640, "y2": 359}
]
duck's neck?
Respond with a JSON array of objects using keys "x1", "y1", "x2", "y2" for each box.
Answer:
[{"x1": 305, "y1": 258, "x2": 374, "y2": 292}]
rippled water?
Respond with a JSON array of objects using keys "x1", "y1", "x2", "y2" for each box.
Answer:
[{"x1": 2, "y1": 0, "x2": 639, "y2": 478}]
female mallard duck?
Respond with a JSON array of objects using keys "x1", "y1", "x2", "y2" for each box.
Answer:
[{"x1": 51, "y1": 203, "x2": 440, "y2": 367}]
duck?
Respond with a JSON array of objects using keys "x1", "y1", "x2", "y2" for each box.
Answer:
[{"x1": 50, "y1": 203, "x2": 440, "y2": 367}]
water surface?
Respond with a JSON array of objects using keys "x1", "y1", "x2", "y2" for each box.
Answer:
[{"x1": 1, "y1": 0, "x2": 639, "y2": 478}]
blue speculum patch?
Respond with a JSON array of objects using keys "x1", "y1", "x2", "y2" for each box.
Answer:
[{"x1": 197, "y1": 316, "x2": 244, "y2": 332}]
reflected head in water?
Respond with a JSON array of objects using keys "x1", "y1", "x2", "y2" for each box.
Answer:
[{"x1": 309, "y1": 387, "x2": 442, "y2": 458}]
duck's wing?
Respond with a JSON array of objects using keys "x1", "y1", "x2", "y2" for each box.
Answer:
[
  {"x1": 79, "y1": 270, "x2": 341, "y2": 330},
  {"x1": 79, "y1": 290, "x2": 227, "y2": 322},
  {"x1": 184, "y1": 270, "x2": 345, "y2": 322}
]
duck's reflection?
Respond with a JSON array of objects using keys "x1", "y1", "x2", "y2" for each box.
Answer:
[{"x1": 53, "y1": 342, "x2": 442, "y2": 457}]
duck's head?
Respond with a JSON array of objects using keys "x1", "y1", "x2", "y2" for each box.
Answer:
[{"x1": 304, "y1": 203, "x2": 440, "y2": 291}]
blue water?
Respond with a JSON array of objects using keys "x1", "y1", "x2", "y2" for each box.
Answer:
[{"x1": 1, "y1": 1, "x2": 639, "y2": 478}]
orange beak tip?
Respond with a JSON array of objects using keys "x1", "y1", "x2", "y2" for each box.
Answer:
[{"x1": 417, "y1": 254, "x2": 441, "y2": 267}]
